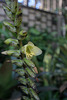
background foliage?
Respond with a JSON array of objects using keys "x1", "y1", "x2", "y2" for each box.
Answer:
[{"x1": 23, "y1": 26, "x2": 67, "y2": 100}]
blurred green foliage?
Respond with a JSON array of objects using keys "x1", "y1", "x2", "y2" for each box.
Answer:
[
  {"x1": 0, "y1": 22, "x2": 17, "y2": 99},
  {"x1": 0, "y1": 61, "x2": 17, "y2": 99},
  {"x1": 23, "y1": 26, "x2": 67, "y2": 100},
  {"x1": 0, "y1": 22, "x2": 11, "y2": 66}
]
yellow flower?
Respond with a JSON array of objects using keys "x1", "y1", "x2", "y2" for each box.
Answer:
[{"x1": 21, "y1": 42, "x2": 42, "y2": 59}]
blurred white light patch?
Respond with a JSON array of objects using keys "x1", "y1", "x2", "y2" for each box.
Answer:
[{"x1": 18, "y1": 0, "x2": 23, "y2": 3}]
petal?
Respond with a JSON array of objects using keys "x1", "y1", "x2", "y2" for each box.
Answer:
[
  {"x1": 32, "y1": 46, "x2": 42, "y2": 56},
  {"x1": 26, "y1": 53, "x2": 33, "y2": 59},
  {"x1": 28, "y1": 41, "x2": 34, "y2": 46},
  {"x1": 21, "y1": 41, "x2": 42, "y2": 59}
]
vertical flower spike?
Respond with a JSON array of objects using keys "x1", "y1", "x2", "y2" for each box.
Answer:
[{"x1": 2, "y1": 0, "x2": 41, "y2": 100}]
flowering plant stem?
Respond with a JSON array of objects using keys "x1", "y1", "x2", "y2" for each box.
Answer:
[{"x1": 2, "y1": 0, "x2": 42, "y2": 100}]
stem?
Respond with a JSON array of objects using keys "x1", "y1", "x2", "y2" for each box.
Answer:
[
  {"x1": 19, "y1": 40, "x2": 22, "y2": 47},
  {"x1": 16, "y1": 24, "x2": 30, "y2": 95}
]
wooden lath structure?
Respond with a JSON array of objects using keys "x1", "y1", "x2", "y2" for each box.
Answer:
[
  {"x1": 0, "y1": 0, "x2": 63, "y2": 14},
  {"x1": 19, "y1": 0, "x2": 62, "y2": 14}
]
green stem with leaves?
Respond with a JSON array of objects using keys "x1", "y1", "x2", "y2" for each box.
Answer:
[{"x1": 2, "y1": 0, "x2": 42, "y2": 100}]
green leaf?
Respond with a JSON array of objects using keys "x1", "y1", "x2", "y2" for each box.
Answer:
[
  {"x1": 27, "y1": 78, "x2": 36, "y2": 89},
  {"x1": 11, "y1": 0, "x2": 18, "y2": 13},
  {"x1": 14, "y1": 9, "x2": 22, "y2": 27},
  {"x1": 24, "y1": 58, "x2": 36, "y2": 73},
  {"x1": 18, "y1": 30, "x2": 27, "y2": 40},
  {"x1": 18, "y1": 77, "x2": 26, "y2": 85},
  {"x1": 4, "y1": 38, "x2": 19, "y2": 46},
  {"x1": 24, "y1": 58, "x2": 35, "y2": 68},
  {"x1": 2, "y1": 50, "x2": 20, "y2": 57},
  {"x1": 3, "y1": 4, "x2": 11, "y2": 12},
  {"x1": 23, "y1": 96, "x2": 30, "y2": 100},
  {"x1": 11, "y1": 59, "x2": 23, "y2": 67},
  {"x1": 25, "y1": 67, "x2": 35, "y2": 78},
  {"x1": 3, "y1": 21, "x2": 16, "y2": 33},
  {"x1": 3, "y1": 5, "x2": 14, "y2": 21},
  {"x1": 5, "y1": 0, "x2": 11, "y2": 8},
  {"x1": 20, "y1": 86, "x2": 28, "y2": 95},
  {"x1": 29, "y1": 88, "x2": 40, "y2": 100},
  {"x1": 15, "y1": 68, "x2": 25, "y2": 76}
]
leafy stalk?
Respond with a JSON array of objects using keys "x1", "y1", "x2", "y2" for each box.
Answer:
[{"x1": 2, "y1": 0, "x2": 42, "y2": 100}]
